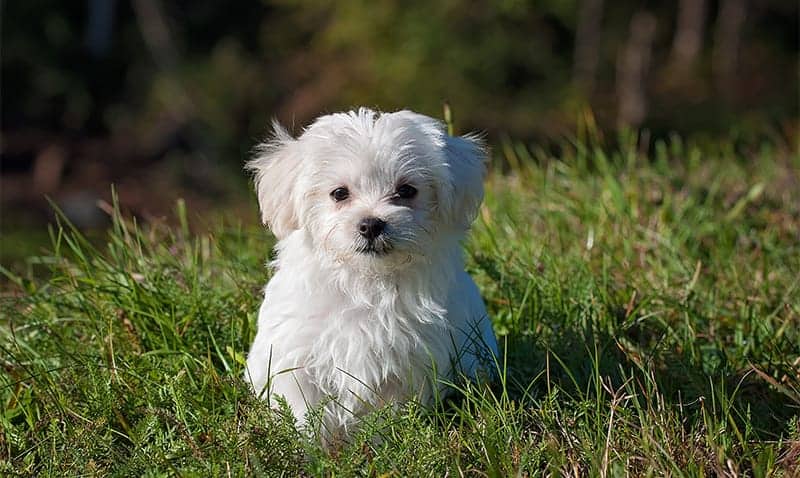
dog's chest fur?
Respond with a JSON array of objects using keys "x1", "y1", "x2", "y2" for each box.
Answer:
[
  {"x1": 271, "y1": 270, "x2": 452, "y2": 378},
  {"x1": 254, "y1": 232, "x2": 459, "y2": 412},
  {"x1": 303, "y1": 291, "x2": 451, "y2": 400}
]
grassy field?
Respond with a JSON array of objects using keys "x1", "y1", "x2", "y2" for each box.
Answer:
[{"x1": 2, "y1": 133, "x2": 799, "y2": 476}]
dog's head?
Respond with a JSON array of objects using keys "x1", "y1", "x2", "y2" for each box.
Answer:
[{"x1": 247, "y1": 108, "x2": 486, "y2": 269}]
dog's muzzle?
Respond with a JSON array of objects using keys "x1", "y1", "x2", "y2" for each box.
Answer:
[
  {"x1": 356, "y1": 217, "x2": 392, "y2": 255},
  {"x1": 358, "y1": 217, "x2": 386, "y2": 240}
]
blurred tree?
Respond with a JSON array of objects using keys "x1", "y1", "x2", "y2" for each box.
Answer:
[
  {"x1": 616, "y1": 11, "x2": 657, "y2": 129},
  {"x1": 713, "y1": 0, "x2": 747, "y2": 101},
  {"x1": 1, "y1": 0, "x2": 797, "y2": 224},
  {"x1": 270, "y1": 0, "x2": 579, "y2": 136},
  {"x1": 669, "y1": 0, "x2": 707, "y2": 76},
  {"x1": 573, "y1": 0, "x2": 604, "y2": 95}
]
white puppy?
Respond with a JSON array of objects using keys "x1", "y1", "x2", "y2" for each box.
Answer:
[{"x1": 244, "y1": 108, "x2": 498, "y2": 441}]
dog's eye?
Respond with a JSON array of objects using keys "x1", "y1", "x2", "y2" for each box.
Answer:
[
  {"x1": 330, "y1": 187, "x2": 350, "y2": 202},
  {"x1": 395, "y1": 184, "x2": 417, "y2": 199}
]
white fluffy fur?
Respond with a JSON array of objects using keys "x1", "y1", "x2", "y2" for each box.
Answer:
[{"x1": 244, "y1": 108, "x2": 498, "y2": 441}]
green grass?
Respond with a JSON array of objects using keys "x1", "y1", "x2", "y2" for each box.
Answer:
[{"x1": 2, "y1": 134, "x2": 799, "y2": 476}]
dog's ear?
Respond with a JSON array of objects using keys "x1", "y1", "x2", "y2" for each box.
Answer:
[
  {"x1": 246, "y1": 122, "x2": 304, "y2": 239},
  {"x1": 441, "y1": 133, "x2": 487, "y2": 230}
]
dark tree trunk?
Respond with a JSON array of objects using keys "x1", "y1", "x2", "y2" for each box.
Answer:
[
  {"x1": 713, "y1": 0, "x2": 747, "y2": 100},
  {"x1": 616, "y1": 11, "x2": 658, "y2": 128},
  {"x1": 670, "y1": 0, "x2": 707, "y2": 75},
  {"x1": 573, "y1": 0, "x2": 605, "y2": 95}
]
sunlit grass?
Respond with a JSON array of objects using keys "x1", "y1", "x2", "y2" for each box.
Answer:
[{"x1": 2, "y1": 135, "x2": 798, "y2": 476}]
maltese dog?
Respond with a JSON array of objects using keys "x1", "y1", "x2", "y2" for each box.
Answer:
[{"x1": 244, "y1": 108, "x2": 498, "y2": 442}]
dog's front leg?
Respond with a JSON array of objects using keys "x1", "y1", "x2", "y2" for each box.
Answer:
[{"x1": 267, "y1": 368, "x2": 319, "y2": 428}]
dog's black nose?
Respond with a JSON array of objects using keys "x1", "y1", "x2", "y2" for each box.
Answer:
[{"x1": 358, "y1": 217, "x2": 386, "y2": 240}]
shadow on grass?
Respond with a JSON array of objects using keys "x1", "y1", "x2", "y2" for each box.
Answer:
[{"x1": 494, "y1": 322, "x2": 797, "y2": 440}]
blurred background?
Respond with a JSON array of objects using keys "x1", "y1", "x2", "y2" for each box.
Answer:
[{"x1": 1, "y1": 0, "x2": 798, "y2": 263}]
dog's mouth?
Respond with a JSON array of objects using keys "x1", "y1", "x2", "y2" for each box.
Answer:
[{"x1": 357, "y1": 241, "x2": 393, "y2": 256}]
